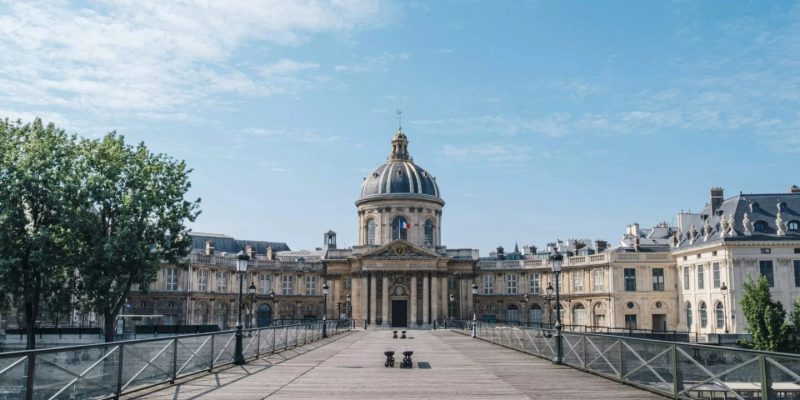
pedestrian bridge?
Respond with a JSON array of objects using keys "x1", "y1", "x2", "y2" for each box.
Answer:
[{"x1": 131, "y1": 329, "x2": 661, "y2": 399}]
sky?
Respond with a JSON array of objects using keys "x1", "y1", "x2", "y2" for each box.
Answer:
[{"x1": 1, "y1": 0, "x2": 799, "y2": 254}]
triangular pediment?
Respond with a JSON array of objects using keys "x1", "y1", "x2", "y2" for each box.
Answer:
[{"x1": 358, "y1": 240, "x2": 442, "y2": 260}]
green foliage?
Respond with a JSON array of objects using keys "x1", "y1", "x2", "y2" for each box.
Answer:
[
  {"x1": 789, "y1": 296, "x2": 800, "y2": 352},
  {"x1": 740, "y1": 275, "x2": 791, "y2": 352},
  {"x1": 0, "y1": 118, "x2": 84, "y2": 348},
  {"x1": 74, "y1": 133, "x2": 200, "y2": 341}
]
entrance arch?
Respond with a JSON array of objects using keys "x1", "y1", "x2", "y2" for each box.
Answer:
[{"x1": 257, "y1": 303, "x2": 273, "y2": 327}]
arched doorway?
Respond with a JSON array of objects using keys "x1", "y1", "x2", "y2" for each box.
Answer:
[
  {"x1": 506, "y1": 304, "x2": 519, "y2": 324},
  {"x1": 257, "y1": 303, "x2": 273, "y2": 327},
  {"x1": 529, "y1": 304, "x2": 542, "y2": 327}
]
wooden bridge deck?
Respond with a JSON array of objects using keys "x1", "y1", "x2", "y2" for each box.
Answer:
[{"x1": 131, "y1": 329, "x2": 663, "y2": 399}]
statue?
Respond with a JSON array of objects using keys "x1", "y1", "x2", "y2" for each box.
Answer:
[{"x1": 742, "y1": 213, "x2": 751, "y2": 236}]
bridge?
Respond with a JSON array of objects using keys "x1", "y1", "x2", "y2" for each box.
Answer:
[{"x1": 1, "y1": 321, "x2": 799, "y2": 399}]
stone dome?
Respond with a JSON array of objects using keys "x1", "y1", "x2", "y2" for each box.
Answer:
[{"x1": 358, "y1": 128, "x2": 442, "y2": 204}]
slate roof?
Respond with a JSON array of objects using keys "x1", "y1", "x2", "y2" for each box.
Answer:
[
  {"x1": 190, "y1": 232, "x2": 290, "y2": 255},
  {"x1": 674, "y1": 192, "x2": 800, "y2": 250}
]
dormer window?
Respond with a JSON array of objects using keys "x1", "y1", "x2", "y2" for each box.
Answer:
[
  {"x1": 750, "y1": 202, "x2": 760, "y2": 213},
  {"x1": 778, "y1": 202, "x2": 788, "y2": 212},
  {"x1": 788, "y1": 221, "x2": 800, "y2": 232},
  {"x1": 753, "y1": 221, "x2": 768, "y2": 232}
]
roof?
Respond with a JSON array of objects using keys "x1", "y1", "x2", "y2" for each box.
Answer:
[
  {"x1": 190, "y1": 233, "x2": 290, "y2": 255},
  {"x1": 674, "y1": 191, "x2": 800, "y2": 250}
]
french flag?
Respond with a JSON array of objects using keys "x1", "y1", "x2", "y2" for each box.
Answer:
[{"x1": 401, "y1": 221, "x2": 409, "y2": 230}]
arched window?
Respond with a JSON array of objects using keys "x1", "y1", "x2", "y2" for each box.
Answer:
[
  {"x1": 506, "y1": 304, "x2": 519, "y2": 323},
  {"x1": 699, "y1": 302, "x2": 708, "y2": 328},
  {"x1": 572, "y1": 303, "x2": 587, "y2": 326},
  {"x1": 715, "y1": 302, "x2": 725, "y2": 329},
  {"x1": 529, "y1": 304, "x2": 542, "y2": 327},
  {"x1": 257, "y1": 304, "x2": 273, "y2": 327},
  {"x1": 686, "y1": 303, "x2": 693, "y2": 330},
  {"x1": 424, "y1": 219, "x2": 434, "y2": 246},
  {"x1": 366, "y1": 219, "x2": 376, "y2": 245},
  {"x1": 788, "y1": 220, "x2": 800, "y2": 232},
  {"x1": 392, "y1": 216, "x2": 408, "y2": 240},
  {"x1": 753, "y1": 221, "x2": 768, "y2": 232}
]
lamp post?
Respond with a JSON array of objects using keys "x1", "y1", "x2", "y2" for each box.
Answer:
[
  {"x1": 269, "y1": 290, "x2": 275, "y2": 326},
  {"x1": 522, "y1": 294, "x2": 529, "y2": 327},
  {"x1": 248, "y1": 282, "x2": 256, "y2": 329},
  {"x1": 471, "y1": 282, "x2": 478, "y2": 338},
  {"x1": 720, "y1": 282, "x2": 729, "y2": 334},
  {"x1": 345, "y1": 293, "x2": 351, "y2": 319},
  {"x1": 448, "y1": 293, "x2": 454, "y2": 321},
  {"x1": 545, "y1": 283, "x2": 554, "y2": 328},
  {"x1": 322, "y1": 282, "x2": 329, "y2": 338},
  {"x1": 233, "y1": 250, "x2": 249, "y2": 365},
  {"x1": 549, "y1": 248, "x2": 564, "y2": 365}
]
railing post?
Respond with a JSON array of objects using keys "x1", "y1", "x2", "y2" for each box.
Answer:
[
  {"x1": 671, "y1": 345, "x2": 681, "y2": 399},
  {"x1": 759, "y1": 355, "x2": 775, "y2": 400},
  {"x1": 272, "y1": 327, "x2": 277, "y2": 353},
  {"x1": 582, "y1": 334, "x2": 587, "y2": 369},
  {"x1": 171, "y1": 338, "x2": 178, "y2": 383},
  {"x1": 116, "y1": 344, "x2": 125, "y2": 398},
  {"x1": 618, "y1": 339, "x2": 625, "y2": 381},
  {"x1": 284, "y1": 326, "x2": 289, "y2": 351},
  {"x1": 25, "y1": 353, "x2": 35, "y2": 400},
  {"x1": 209, "y1": 334, "x2": 215, "y2": 372}
]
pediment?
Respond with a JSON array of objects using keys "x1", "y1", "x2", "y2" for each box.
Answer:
[{"x1": 358, "y1": 240, "x2": 441, "y2": 261}]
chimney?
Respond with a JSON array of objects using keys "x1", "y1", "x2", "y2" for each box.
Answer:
[
  {"x1": 634, "y1": 237, "x2": 640, "y2": 252},
  {"x1": 245, "y1": 244, "x2": 255, "y2": 259},
  {"x1": 204, "y1": 240, "x2": 214, "y2": 256},
  {"x1": 710, "y1": 187, "x2": 724, "y2": 214},
  {"x1": 496, "y1": 246, "x2": 505, "y2": 260},
  {"x1": 594, "y1": 240, "x2": 608, "y2": 253},
  {"x1": 790, "y1": 185, "x2": 800, "y2": 193},
  {"x1": 266, "y1": 246, "x2": 273, "y2": 261}
]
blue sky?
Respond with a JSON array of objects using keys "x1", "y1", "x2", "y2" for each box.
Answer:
[{"x1": 1, "y1": 1, "x2": 799, "y2": 254}]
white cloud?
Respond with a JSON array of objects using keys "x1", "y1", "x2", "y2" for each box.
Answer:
[
  {"x1": 0, "y1": 0, "x2": 387, "y2": 120},
  {"x1": 334, "y1": 52, "x2": 409, "y2": 73},
  {"x1": 442, "y1": 143, "x2": 531, "y2": 163}
]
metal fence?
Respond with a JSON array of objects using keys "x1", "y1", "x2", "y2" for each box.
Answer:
[
  {"x1": 0, "y1": 319, "x2": 350, "y2": 400},
  {"x1": 450, "y1": 321, "x2": 800, "y2": 400}
]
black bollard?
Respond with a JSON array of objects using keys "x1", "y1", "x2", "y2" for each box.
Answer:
[
  {"x1": 401, "y1": 330, "x2": 406, "y2": 339},
  {"x1": 393, "y1": 330, "x2": 398, "y2": 339}
]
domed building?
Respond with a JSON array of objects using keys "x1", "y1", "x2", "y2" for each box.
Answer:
[{"x1": 324, "y1": 128, "x2": 478, "y2": 327}]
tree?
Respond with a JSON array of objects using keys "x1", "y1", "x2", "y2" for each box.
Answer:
[
  {"x1": 0, "y1": 118, "x2": 84, "y2": 349},
  {"x1": 789, "y1": 296, "x2": 800, "y2": 352},
  {"x1": 75, "y1": 133, "x2": 200, "y2": 342},
  {"x1": 740, "y1": 275, "x2": 790, "y2": 352}
]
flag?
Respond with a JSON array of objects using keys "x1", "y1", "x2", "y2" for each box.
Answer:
[{"x1": 401, "y1": 221, "x2": 409, "y2": 230}]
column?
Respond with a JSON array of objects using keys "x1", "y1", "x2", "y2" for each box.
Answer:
[
  {"x1": 441, "y1": 277, "x2": 448, "y2": 319},
  {"x1": 431, "y1": 275, "x2": 439, "y2": 323},
  {"x1": 422, "y1": 274, "x2": 429, "y2": 325},
  {"x1": 382, "y1": 275, "x2": 389, "y2": 326},
  {"x1": 410, "y1": 275, "x2": 417, "y2": 327},
  {"x1": 360, "y1": 275, "x2": 369, "y2": 322},
  {"x1": 333, "y1": 279, "x2": 340, "y2": 318},
  {"x1": 466, "y1": 278, "x2": 474, "y2": 318},
  {"x1": 370, "y1": 274, "x2": 377, "y2": 325}
]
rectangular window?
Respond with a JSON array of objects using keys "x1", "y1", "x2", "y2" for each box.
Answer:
[
  {"x1": 198, "y1": 270, "x2": 208, "y2": 292},
  {"x1": 624, "y1": 314, "x2": 637, "y2": 329},
  {"x1": 794, "y1": 260, "x2": 800, "y2": 288},
  {"x1": 482, "y1": 275, "x2": 494, "y2": 295},
  {"x1": 344, "y1": 277, "x2": 352, "y2": 289},
  {"x1": 506, "y1": 274, "x2": 517, "y2": 294},
  {"x1": 216, "y1": 271, "x2": 227, "y2": 293},
  {"x1": 712, "y1": 262, "x2": 721, "y2": 289},
  {"x1": 166, "y1": 268, "x2": 178, "y2": 291},
  {"x1": 282, "y1": 275, "x2": 294, "y2": 295},
  {"x1": 652, "y1": 268, "x2": 664, "y2": 291},
  {"x1": 592, "y1": 269, "x2": 603, "y2": 292},
  {"x1": 529, "y1": 273, "x2": 540, "y2": 294},
  {"x1": 760, "y1": 260, "x2": 775, "y2": 287},
  {"x1": 259, "y1": 274, "x2": 271, "y2": 294},
  {"x1": 573, "y1": 272, "x2": 583, "y2": 292},
  {"x1": 448, "y1": 276, "x2": 458, "y2": 290},
  {"x1": 697, "y1": 265, "x2": 705, "y2": 289},
  {"x1": 683, "y1": 267, "x2": 690, "y2": 290},
  {"x1": 795, "y1": 248, "x2": 800, "y2": 254},
  {"x1": 624, "y1": 268, "x2": 636, "y2": 291},
  {"x1": 305, "y1": 276, "x2": 317, "y2": 295}
]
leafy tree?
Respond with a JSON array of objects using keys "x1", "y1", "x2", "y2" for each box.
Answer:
[
  {"x1": 740, "y1": 275, "x2": 790, "y2": 351},
  {"x1": 75, "y1": 133, "x2": 200, "y2": 342},
  {"x1": 0, "y1": 118, "x2": 84, "y2": 349},
  {"x1": 789, "y1": 296, "x2": 800, "y2": 352}
]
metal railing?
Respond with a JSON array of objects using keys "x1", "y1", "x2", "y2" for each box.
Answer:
[
  {"x1": 0, "y1": 319, "x2": 350, "y2": 400},
  {"x1": 450, "y1": 321, "x2": 800, "y2": 400}
]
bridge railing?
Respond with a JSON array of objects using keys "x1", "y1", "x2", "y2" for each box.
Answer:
[
  {"x1": 450, "y1": 321, "x2": 800, "y2": 400},
  {"x1": 0, "y1": 319, "x2": 350, "y2": 400}
]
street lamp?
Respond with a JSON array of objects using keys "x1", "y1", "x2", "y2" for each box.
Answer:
[
  {"x1": 549, "y1": 247, "x2": 564, "y2": 365},
  {"x1": 345, "y1": 293, "x2": 352, "y2": 319},
  {"x1": 471, "y1": 282, "x2": 479, "y2": 338},
  {"x1": 322, "y1": 281, "x2": 329, "y2": 338},
  {"x1": 233, "y1": 250, "x2": 249, "y2": 365},
  {"x1": 720, "y1": 282, "x2": 729, "y2": 334},
  {"x1": 545, "y1": 283, "x2": 554, "y2": 327},
  {"x1": 269, "y1": 290, "x2": 275, "y2": 326},
  {"x1": 248, "y1": 282, "x2": 256, "y2": 329},
  {"x1": 448, "y1": 293, "x2": 455, "y2": 321}
]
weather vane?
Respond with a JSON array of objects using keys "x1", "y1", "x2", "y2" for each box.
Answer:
[{"x1": 396, "y1": 109, "x2": 403, "y2": 129}]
